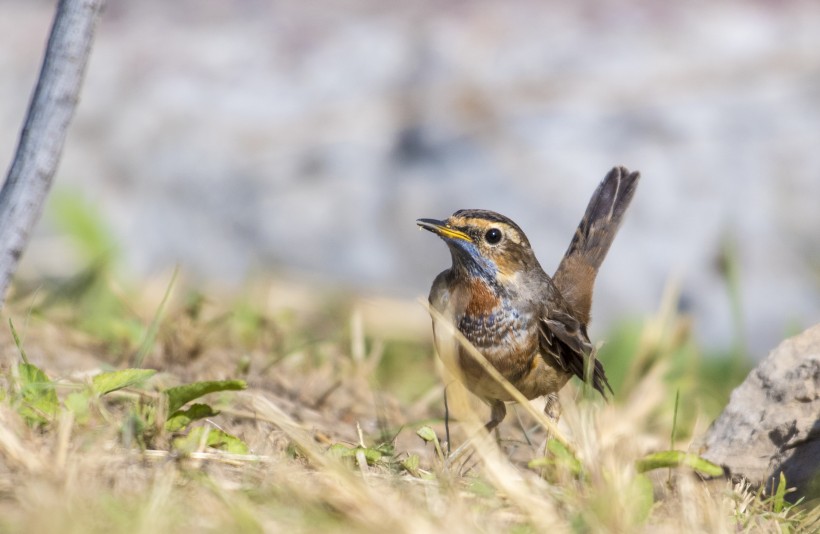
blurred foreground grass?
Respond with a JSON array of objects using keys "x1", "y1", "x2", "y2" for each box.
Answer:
[{"x1": 0, "y1": 195, "x2": 817, "y2": 532}]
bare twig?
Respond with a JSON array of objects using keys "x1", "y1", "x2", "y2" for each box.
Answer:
[{"x1": 0, "y1": 0, "x2": 106, "y2": 307}]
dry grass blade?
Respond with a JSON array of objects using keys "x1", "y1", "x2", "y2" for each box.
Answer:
[
  {"x1": 0, "y1": 408, "x2": 43, "y2": 472},
  {"x1": 244, "y1": 392, "x2": 440, "y2": 533}
]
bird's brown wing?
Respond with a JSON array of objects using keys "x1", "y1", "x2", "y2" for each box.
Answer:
[{"x1": 539, "y1": 305, "x2": 612, "y2": 397}]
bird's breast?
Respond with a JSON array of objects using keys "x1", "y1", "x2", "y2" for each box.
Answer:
[
  {"x1": 429, "y1": 274, "x2": 536, "y2": 355},
  {"x1": 457, "y1": 300, "x2": 533, "y2": 351},
  {"x1": 429, "y1": 273, "x2": 569, "y2": 402}
]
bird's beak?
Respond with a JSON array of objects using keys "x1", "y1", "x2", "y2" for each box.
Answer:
[{"x1": 416, "y1": 218, "x2": 473, "y2": 243}]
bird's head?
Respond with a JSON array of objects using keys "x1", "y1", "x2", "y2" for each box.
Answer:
[{"x1": 417, "y1": 209, "x2": 541, "y2": 283}]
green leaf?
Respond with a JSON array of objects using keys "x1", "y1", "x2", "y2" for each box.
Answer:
[
  {"x1": 326, "y1": 444, "x2": 386, "y2": 465},
  {"x1": 165, "y1": 403, "x2": 219, "y2": 432},
  {"x1": 17, "y1": 362, "x2": 58, "y2": 425},
  {"x1": 92, "y1": 369, "x2": 157, "y2": 395},
  {"x1": 9, "y1": 321, "x2": 58, "y2": 425},
  {"x1": 416, "y1": 426, "x2": 437, "y2": 443},
  {"x1": 206, "y1": 428, "x2": 248, "y2": 454},
  {"x1": 635, "y1": 451, "x2": 724, "y2": 477},
  {"x1": 401, "y1": 454, "x2": 420, "y2": 477},
  {"x1": 173, "y1": 426, "x2": 249, "y2": 454},
  {"x1": 357, "y1": 447, "x2": 383, "y2": 465},
  {"x1": 529, "y1": 439, "x2": 582, "y2": 476},
  {"x1": 415, "y1": 425, "x2": 445, "y2": 461},
  {"x1": 327, "y1": 443, "x2": 355, "y2": 459},
  {"x1": 548, "y1": 438, "x2": 582, "y2": 474},
  {"x1": 164, "y1": 380, "x2": 246, "y2": 414},
  {"x1": 65, "y1": 391, "x2": 92, "y2": 423}
]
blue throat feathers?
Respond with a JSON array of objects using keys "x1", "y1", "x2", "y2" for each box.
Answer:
[{"x1": 448, "y1": 238, "x2": 497, "y2": 280}]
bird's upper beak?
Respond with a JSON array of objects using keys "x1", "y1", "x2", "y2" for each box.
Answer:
[{"x1": 416, "y1": 218, "x2": 472, "y2": 243}]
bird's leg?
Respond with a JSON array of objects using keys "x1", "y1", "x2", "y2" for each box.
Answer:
[
  {"x1": 447, "y1": 400, "x2": 508, "y2": 464},
  {"x1": 544, "y1": 392, "x2": 561, "y2": 423},
  {"x1": 485, "y1": 400, "x2": 507, "y2": 434},
  {"x1": 543, "y1": 392, "x2": 562, "y2": 450},
  {"x1": 443, "y1": 385, "x2": 451, "y2": 456},
  {"x1": 536, "y1": 393, "x2": 564, "y2": 478}
]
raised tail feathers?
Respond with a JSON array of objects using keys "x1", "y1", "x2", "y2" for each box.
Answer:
[{"x1": 553, "y1": 166, "x2": 640, "y2": 324}]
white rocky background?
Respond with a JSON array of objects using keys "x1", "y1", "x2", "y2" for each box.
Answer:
[{"x1": 1, "y1": 0, "x2": 819, "y2": 354}]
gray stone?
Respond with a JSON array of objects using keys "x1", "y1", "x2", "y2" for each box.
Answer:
[{"x1": 700, "y1": 324, "x2": 820, "y2": 499}]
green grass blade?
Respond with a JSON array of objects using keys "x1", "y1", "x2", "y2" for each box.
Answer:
[
  {"x1": 636, "y1": 451, "x2": 724, "y2": 477},
  {"x1": 132, "y1": 266, "x2": 178, "y2": 368},
  {"x1": 9, "y1": 318, "x2": 29, "y2": 364},
  {"x1": 670, "y1": 389, "x2": 680, "y2": 449},
  {"x1": 772, "y1": 472, "x2": 788, "y2": 513}
]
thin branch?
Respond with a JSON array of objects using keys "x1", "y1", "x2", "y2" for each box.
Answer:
[{"x1": 0, "y1": 0, "x2": 106, "y2": 307}]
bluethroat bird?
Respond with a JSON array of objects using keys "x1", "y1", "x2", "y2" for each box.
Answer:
[{"x1": 417, "y1": 166, "x2": 640, "y2": 433}]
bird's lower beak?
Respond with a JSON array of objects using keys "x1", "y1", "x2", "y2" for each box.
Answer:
[{"x1": 416, "y1": 218, "x2": 473, "y2": 242}]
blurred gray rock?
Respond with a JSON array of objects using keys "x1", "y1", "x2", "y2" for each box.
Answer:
[{"x1": 700, "y1": 324, "x2": 820, "y2": 499}]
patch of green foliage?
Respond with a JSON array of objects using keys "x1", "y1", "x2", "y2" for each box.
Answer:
[
  {"x1": 123, "y1": 378, "x2": 249, "y2": 453},
  {"x1": 731, "y1": 473, "x2": 820, "y2": 532},
  {"x1": 7, "y1": 319, "x2": 59, "y2": 426},
  {"x1": 2, "y1": 319, "x2": 248, "y2": 455},
  {"x1": 595, "y1": 311, "x2": 752, "y2": 443},
  {"x1": 28, "y1": 191, "x2": 147, "y2": 353}
]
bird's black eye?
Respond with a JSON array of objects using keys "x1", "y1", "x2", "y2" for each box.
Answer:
[{"x1": 484, "y1": 228, "x2": 502, "y2": 245}]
